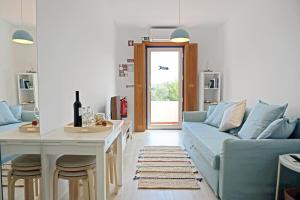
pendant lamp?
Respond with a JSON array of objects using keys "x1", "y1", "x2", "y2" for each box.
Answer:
[
  {"x1": 12, "y1": 0, "x2": 34, "y2": 45},
  {"x1": 170, "y1": 0, "x2": 190, "y2": 42}
]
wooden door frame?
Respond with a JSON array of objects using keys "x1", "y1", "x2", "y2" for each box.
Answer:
[{"x1": 134, "y1": 42, "x2": 198, "y2": 132}]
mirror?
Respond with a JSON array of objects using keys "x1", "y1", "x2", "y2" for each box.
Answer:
[{"x1": 0, "y1": 0, "x2": 41, "y2": 199}]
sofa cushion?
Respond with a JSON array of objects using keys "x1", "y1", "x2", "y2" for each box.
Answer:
[
  {"x1": 183, "y1": 122, "x2": 239, "y2": 169},
  {"x1": 0, "y1": 101, "x2": 19, "y2": 126},
  {"x1": 238, "y1": 100, "x2": 288, "y2": 139},
  {"x1": 290, "y1": 119, "x2": 300, "y2": 139},
  {"x1": 207, "y1": 104, "x2": 217, "y2": 118},
  {"x1": 219, "y1": 100, "x2": 246, "y2": 132},
  {"x1": 204, "y1": 102, "x2": 234, "y2": 128},
  {"x1": 257, "y1": 118, "x2": 297, "y2": 139},
  {"x1": 10, "y1": 105, "x2": 22, "y2": 121}
]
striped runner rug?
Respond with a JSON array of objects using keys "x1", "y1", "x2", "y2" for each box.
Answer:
[{"x1": 135, "y1": 146, "x2": 201, "y2": 189}]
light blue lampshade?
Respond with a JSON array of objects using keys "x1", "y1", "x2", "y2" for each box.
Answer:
[
  {"x1": 170, "y1": 28, "x2": 190, "y2": 42},
  {"x1": 12, "y1": 30, "x2": 34, "y2": 45}
]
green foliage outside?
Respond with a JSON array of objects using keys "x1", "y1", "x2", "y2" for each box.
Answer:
[{"x1": 151, "y1": 81, "x2": 179, "y2": 101}]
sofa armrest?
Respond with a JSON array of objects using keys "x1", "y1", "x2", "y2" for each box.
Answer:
[
  {"x1": 219, "y1": 139, "x2": 300, "y2": 200},
  {"x1": 21, "y1": 111, "x2": 35, "y2": 122},
  {"x1": 183, "y1": 111, "x2": 207, "y2": 122}
]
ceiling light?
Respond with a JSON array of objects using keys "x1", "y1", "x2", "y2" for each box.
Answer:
[
  {"x1": 170, "y1": 0, "x2": 190, "y2": 43},
  {"x1": 12, "y1": 0, "x2": 34, "y2": 45}
]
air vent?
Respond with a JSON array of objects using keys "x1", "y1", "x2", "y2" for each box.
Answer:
[{"x1": 148, "y1": 27, "x2": 177, "y2": 42}]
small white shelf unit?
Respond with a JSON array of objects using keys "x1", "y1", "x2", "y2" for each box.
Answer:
[
  {"x1": 200, "y1": 72, "x2": 221, "y2": 111},
  {"x1": 17, "y1": 73, "x2": 39, "y2": 111}
]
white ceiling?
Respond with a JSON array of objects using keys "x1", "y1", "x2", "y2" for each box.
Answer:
[
  {"x1": 110, "y1": 0, "x2": 247, "y2": 27},
  {"x1": 0, "y1": 0, "x2": 261, "y2": 28}
]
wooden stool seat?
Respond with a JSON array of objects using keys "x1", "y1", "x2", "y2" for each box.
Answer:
[
  {"x1": 8, "y1": 154, "x2": 41, "y2": 200},
  {"x1": 59, "y1": 170, "x2": 91, "y2": 177},
  {"x1": 12, "y1": 154, "x2": 41, "y2": 168},
  {"x1": 53, "y1": 155, "x2": 96, "y2": 200},
  {"x1": 12, "y1": 169, "x2": 41, "y2": 176},
  {"x1": 56, "y1": 155, "x2": 96, "y2": 168}
]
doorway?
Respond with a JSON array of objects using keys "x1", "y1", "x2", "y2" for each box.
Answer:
[{"x1": 147, "y1": 47, "x2": 183, "y2": 129}]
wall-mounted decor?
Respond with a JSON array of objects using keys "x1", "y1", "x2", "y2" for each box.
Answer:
[
  {"x1": 119, "y1": 64, "x2": 128, "y2": 77},
  {"x1": 127, "y1": 58, "x2": 134, "y2": 63},
  {"x1": 141, "y1": 36, "x2": 150, "y2": 41},
  {"x1": 128, "y1": 40, "x2": 134, "y2": 46}
]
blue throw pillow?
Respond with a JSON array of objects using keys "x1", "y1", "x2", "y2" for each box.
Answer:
[
  {"x1": 0, "y1": 101, "x2": 19, "y2": 125},
  {"x1": 207, "y1": 104, "x2": 217, "y2": 118},
  {"x1": 238, "y1": 100, "x2": 288, "y2": 139},
  {"x1": 290, "y1": 119, "x2": 300, "y2": 139},
  {"x1": 204, "y1": 102, "x2": 234, "y2": 128},
  {"x1": 228, "y1": 107, "x2": 252, "y2": 135},
  {"x1": 10, "y1": 105, "x2": 22, "y2": 121},
  {"x1": 257, "y1": 118, "x2": 297, "y2": 139}
]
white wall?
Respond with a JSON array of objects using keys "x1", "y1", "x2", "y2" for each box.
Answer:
[
  {"x1": 222, "y1": 0, "x2": 300, "y2": 117},
  {"x1": 115, "y1": 24, "x2": 224, "y2": 122},
  {"x1": 37, "y1": 0, "x2": 117, "y2": 134},
  {"x1": 0, "y1": 19, "x2": 37, "y2": 105}
]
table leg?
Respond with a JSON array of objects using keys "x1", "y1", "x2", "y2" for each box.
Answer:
[
  {"x1": 116, "y1": 132, "x2": 123, "y2": 186},
  {"x1": 41, "y1": 149, "x2": 50, "y2": 200},
  {"x1": 96, "y1": 146, "x2": 106, "y2": 200},
  {"x1": 275, "y1": 161, "x2": 281, "y2": 200}
]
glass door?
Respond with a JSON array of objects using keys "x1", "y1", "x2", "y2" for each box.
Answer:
[{"x1": 147, "y1": 47, "x2": 183, "y2": 129}]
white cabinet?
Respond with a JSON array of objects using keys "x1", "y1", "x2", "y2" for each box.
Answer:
[
  {"x1": 200, "y1": 72, "x2": 221, "y2": 111},
  {"x1": 17, "y1": 73, "x2": 38, "y2": 110}
]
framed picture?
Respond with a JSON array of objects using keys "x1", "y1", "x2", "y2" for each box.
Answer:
[
  {"x1": 128, "y1": 40, "x2": 134, "y2": 46},
  {"x1": 119, "y1": 64, "x2": 128, "y2": 77}
]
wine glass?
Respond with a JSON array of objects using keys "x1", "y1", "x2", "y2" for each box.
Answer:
[
  {"x1": 86, "y1": 106, "x2": 94, "y2": 126},
  {"x1": 33, "y1": 107, "x2": 40, "y2": 121},
  {"x1": 81, "y1": 107, "x2": 88, "y2": 127}
]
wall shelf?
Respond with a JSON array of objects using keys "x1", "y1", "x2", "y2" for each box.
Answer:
[
  {"x1": 200, "y1": 72, "x2": 221, "y2": 111},
  {"x1": 17, "y1": 73, "x2": 39, "y2": 111}
]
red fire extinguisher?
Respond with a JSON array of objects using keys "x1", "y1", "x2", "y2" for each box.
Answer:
[{"x1": 120, "y1": 97, "x2": 128, "y2": 118}]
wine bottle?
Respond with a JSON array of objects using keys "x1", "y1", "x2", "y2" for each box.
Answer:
[{"x1": 73, "y1": 91, "x2": 82, "y2": 127}]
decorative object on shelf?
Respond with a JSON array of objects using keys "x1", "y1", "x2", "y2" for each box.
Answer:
[
  {"x1": 170, "y1": 0, "x2": 190, "y2": 42},
  {"x1": 204, "y1": 61, "x2": 213, "y2": 72},
  {"x1": 119, "y1": 64, "x2": 128, "y2": 77},
  {"x1": 200, "y1": 72, "x2": 221, "y2": 111},
  {"x1": 209, "y1": 79, "x2": 215, "y2": 88},
  {"x1": 128, "y1": 40, "x2": 134, "y2": 46},
  {"x1": 12, "y1": 0, "x2": 34, "y2": 45}
]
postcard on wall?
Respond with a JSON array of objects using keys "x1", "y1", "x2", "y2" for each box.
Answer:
[{"x1": 119, "y1": 64, "x2": 128, "y2": 77}]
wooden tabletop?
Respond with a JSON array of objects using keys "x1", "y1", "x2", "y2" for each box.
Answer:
[{"x1": 0, "y1": 120, "x2": 124, "y2": 144}]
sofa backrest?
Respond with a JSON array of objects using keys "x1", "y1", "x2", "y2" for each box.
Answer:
[{"x1": 290, "y1": 119, "x2": 300, "y2": 139}]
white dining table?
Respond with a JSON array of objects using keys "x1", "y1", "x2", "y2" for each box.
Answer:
[{"x1": 0, "y1": 120, "x2": 124, "y2": 200}]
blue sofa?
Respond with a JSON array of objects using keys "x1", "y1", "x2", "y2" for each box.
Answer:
[
  {"x1": 0, "y1": 110, "x2": 35, "y2": 163},
  {"x1": 182, "y1": 111, "x2": 300, "y2": 200}
]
